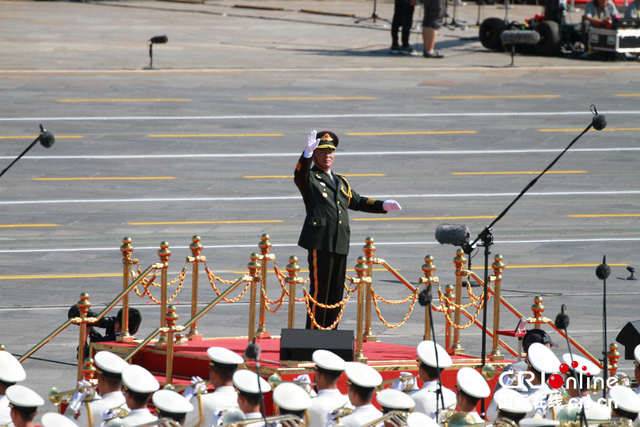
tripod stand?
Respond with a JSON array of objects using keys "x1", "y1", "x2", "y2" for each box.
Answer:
[
  {"x1": 356, "y1": 0, "x2": 391, "y2": 24},
  {"x1": 445, "y1": 0, "x2": 468, "y2": 30}
]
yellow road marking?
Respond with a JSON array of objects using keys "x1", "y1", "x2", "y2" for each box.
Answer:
[
  {"x1": 128, "y1": 220, "x2": 283, "y2": 225},
  {"x1": 615, "y1": 94, "x2": 640, "y2": 97},
  {"x1": 507, "y1": 263, "x2": 627, "y2": 269},
  {"x1": 147, "y1": 133, "x2": 284, "y2": 137},
  {"x1": 0, "y1": 224, "x2": 59, "y2": 228},
  {"x1": 33, "y1": 177, "x2": 176, "y2": 181},
  {"x1": 451, "y1": 171, "x2": 587, "y2": 175},
  {"x1": 568, "y1": 214, "x2": 640, "y2": 218},
  {"x1": 353, "y1": 216, "x2": 496, "y2": 221},
  {"x1": 57, "y1": 98, "x2": 190, "y2": 102},
  {"x1": 346, "y1": 131, "x2": 475, "y2": 136},
  {"x1": 538, "y1": 128, "x2": 640, "y2": 132},
  {"x1": 243, "y1": 173, "x2": 386, "y2": 178},
  {"x1": 247, "y1": 97, "x2": 376, "y2": 101},
  {"x1": 0, "y1": 135, "x2": 83, "y2": 139},
  {"x1": 432, "y1": 95, "x2": 560, "y2": 99}
]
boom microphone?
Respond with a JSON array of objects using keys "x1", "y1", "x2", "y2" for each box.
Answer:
[
  {"x1": 596, "y1": 256, "x2": 611, "y2": 280},
  {"x1": 39, "y1": 124, "x2": 55, "y2": 148},
  {"x1": 554, "y1": 304, "x2": 570, "y2": 330},
  {"x1": 244, "y1": 338, "x2": 261, "y2": 360},
  {"x1": 592, "y1": 114, "x2": 607, "y2": 131},
  {"x1": 435, "y1": 224, "x2": 471, "y2": 247}
]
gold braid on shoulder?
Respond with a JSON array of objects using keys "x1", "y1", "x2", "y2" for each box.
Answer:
[{"x1": 336, "y1": 174, "x2": 353, "y2": 207}]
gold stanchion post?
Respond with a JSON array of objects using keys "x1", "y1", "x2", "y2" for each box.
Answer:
[
  {"x1": 420, "y1": 255, "x2": 437, "y2": 341},
  {"x1": 452, "y1": 249, "x2": 466, "y2": 354},
  {"x1": 532, "y1": 295, "x2": 545, "y2": 329},
  {"x1": 286, "y1": 256, "x2": 302, "y2": 329},
  {"x1": 355, "y1": 256, "x2": 369, "y2": 363},
  {"x1": 156, "y1": 241, "x2": 171, "y2": 346},
  {"x1": 362, "y1": 237, "x2": 377, "y2": 343},
  {"x1": 77, "y1": 293, "x2": 91, "y2": 381},
  {"x1": 188, "y1": 236, "x2": 204, "y2": 341},
  {"x1": 164, "y1": 305, "x2": 179, "y2": 386},
  {"x1": 119, "y1": 237, "x2": 136, "y2": 342},
  {"x1": 490, "y1": 254, "x2": 505, "y2": 360},
  {"x1": 257, "y1": 234, "x2": 274, "y2": 339},
  {"x1": 608, "y1": 343, "x2": 620, "y2": 378},
  {"x1": 247, "y1": 253, "x2": 261, "y2": 344},
  {"x1": 444, "y1": 284, "x2": 454, "y2": 351}
]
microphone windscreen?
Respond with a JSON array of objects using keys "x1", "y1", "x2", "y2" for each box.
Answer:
[
  {"x1": 150, "y1": 35, "x2": 168, "y2": 44},
  {"x1": 39, "y1": 131, "x2": 55, "y2": 148},
  {"x1": 418, "y1": 287, "x2": 432, "y2": 307},
  {"x1": 596, "y1": 263, "x2": 611, "y2": 280},
  {"x1": 245, "y1": 342, "x2": 261, "y2": 360},
  {"x1": 435, "y1": 224, "x2": 471, "y2": 246},
  {"x1": 500, "y1": 30, "x2": 540, "y2": 45},
  {"x1": 554, "y1": 312, "x2": 570, "y2": 329},
  {"x1": 592, "y1": 114, "x2": 607, "y2": 131}
]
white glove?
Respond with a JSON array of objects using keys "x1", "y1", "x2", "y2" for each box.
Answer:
[
  {"x1": 391, "y1": 372, "x2": 417, "y2": 391},
  {"x1": 183, "y1": 376, "x2": 206, "y2": 401},
  {"x1": 294, "y1": 374, "x2": 313, "y2": 394},
  {"x1": 303, "y1": 130, "x2": 320, "y2": 157},
  {"x1": 383, "y1": 200, "x2": 402, "y2": 211},
  {"x1": 68, "y1": 380, "x2": 93, "y2": 413}
]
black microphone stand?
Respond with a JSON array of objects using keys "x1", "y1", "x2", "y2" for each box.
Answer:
[
  {"x1": 596, "y1": 256, "x2": 611, "y2": 402},
  {"x1": 424, "y1": 284, "x2": 446, "y2": 415},
  {"x1": 0, "y1": 125, "x2": 54, "y2": 179},
  {"x1": 245, "y1": 339, "x2": 269, "y2": 427},
  {"x1": 468, "y1": 105, "x2": 604, "y2": 418}
]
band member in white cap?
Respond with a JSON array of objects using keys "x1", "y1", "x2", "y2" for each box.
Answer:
[
  {"x1": 338, "y1": 362, "x2": 383, "y2": 427},
  {"x1": 308, "y1": 350, "x2": 351, "y2": 427},
  {"x1": 555, "y1": 353, "x2": 609, "y2": 422},
  {"x1": 609, "y1": 384, "x2": 640, "y2": 421},
  {"x1": 455, "y1": 367, "x2": 490, "y2": 422},
  {"x1": 118, "y1": 364, "x2": 159, "y2": 425},
  {"x1": 492, "y1": 388, "x2": 533, "y2": 425},
  {"x1": 273, "y1": 382, "x2": 312, "y2": 425},
  {"x1": 410, "y1": 340, "x2": 456, "y2": 420},
  {"x1": 0, "y1": 351, "x2": 27, "y2": 426},
  {"x1": 406, "y1": 411, "x2": 438, "y2": 427},
  {"x1": 376, "y1": 388, "x2": 415, "y2": 426},
  {"x1": 232, "y1": 369, "x2": 272, "y2": 423},
  {"x1": 42, "y1": 412, "x2": 80, "y2": 427},
  {"x1": 67, "y1": 351, "x2": 129, "y2": 427},
  {"x1": 634, "y1": 345, "x2": 640, "y2": 396},
  {"x1": 153, "y1": 389, "x2": 194, "y2": 425},
  {"x1": 5, "y1": 385, "x2": 44, "y2": 427},
  {"x1": 184, "y1": 347, "x2": 244, "y2": 427}
]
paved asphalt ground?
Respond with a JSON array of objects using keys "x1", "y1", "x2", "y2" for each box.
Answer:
[{"x1": 1, "y1": 0, "x2": 639, "y2": 420}]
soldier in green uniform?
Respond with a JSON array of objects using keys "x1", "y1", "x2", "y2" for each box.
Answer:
[{"x1": 294, "y1": 130, "x2": 401, "y2": 329}]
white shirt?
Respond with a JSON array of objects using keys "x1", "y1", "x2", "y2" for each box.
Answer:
[
  {"x1": 0, "y1": 395, "x2": 13, "y2": 427},
  {"x1": 556, "y1": 394, "x2": 611, "y2": 421},
  {"x1": 184, "y1": 385, "x2": 238, "y2": 427},
  {"x1": 308, "y1": 388, "x2": 351, "y2": 427},
  {"x1": 77, "y1": 391, "x2": 127, "y2": 427},
  {"x1": 410, "y1": 380, "x2": 457, "y2": 420},
  {"x1": 121, "y1": 408, "x2": 157, "y2": 426},
  {"x1": 340, "y1": 404, "x2": 382, "y2": 427}
]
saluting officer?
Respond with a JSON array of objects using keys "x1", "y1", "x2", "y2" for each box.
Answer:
[
  {"x1": 0, "y1": 351, "x2": 27, "y2": 425},
  {"x1": 294, "y1": 130, "x2": 401, "y2": 329}
]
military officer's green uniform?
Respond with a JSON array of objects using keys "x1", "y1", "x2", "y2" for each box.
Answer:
[{"x1": 294, "y1": 131, "x2": 391, "y2": 329}]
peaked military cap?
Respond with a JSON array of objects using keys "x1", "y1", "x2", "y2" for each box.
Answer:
[
  {"x1": 6, "y1": 385, "x2": 44, "y2": 413},
  {"x1": 232, "y1": 369, "x2": 271, "y2": 395},
  {"x1": 456, "y1": 367, "x2": 490, "y2": 398},
  {"x1": 561, "y1": 353, "x2": 600, "y2": 376},
  {"x1": 344, "y1": 362, "x2": 382, "y2": 389},
  {"x1": 493, "y1": 388, "x2": 533, "y2": 414},
  {"x1": 42, "y1": 412, "x2": 80, "y2": 427},
  {"x1": 152, "y1": 389, "x2": 194, "y2": 415},
  {"x1": 610, "y1": 384, "x2": 640, "y2": 414},
  {"x1": 312, "y1": 349, "x2": 346, "y2": 372},
  {"x1": 207, "y1": 347, "x2": 244, "y2": 368},
  {"x1": 520, "y1": 419, "x2": 560, "y2": 427},
  {"x1": 316, "y1": 131, "x2": 338, "y2": 150},
  {"x1": 634, "y1": 344, "x2": 640, "y2": 365},
  {"x1": 0, "y1": 351, "x2": 26, "y2": 384},
  {"x1": 417, "y1": 340, "x2": 452, "y2": 369},
  {"x1": 273, "y1": 382, "x2": 312, "y2": 411},
  {"x1": 95, "y1": 351, "x2": 129, "y2": 379},
  {"x1": 527, "y1": 342, "x2": 560, "y2": 374},
  {"x1": 406, "y1": 411, "x2": 438, "y2": 427},
  {"x1": 122, "y1": 364, "x2": 160, "y2": 394},
  {"x1": 376, "y1": 389, "x2": 415, "y2": 412}
]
